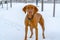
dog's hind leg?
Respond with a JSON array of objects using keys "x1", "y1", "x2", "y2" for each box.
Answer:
[
  {"x1": 39, "y1": 16, "x2": 45, "y2": 39},
  {"x1": 29, "y1": 27, "x2": 33, "y2": 38},
  {"x1": 35, "y1": 27, "x2": 38, "y2": 40}
]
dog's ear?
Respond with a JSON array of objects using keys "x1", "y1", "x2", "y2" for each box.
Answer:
[
  {"x1": 34, "y1": 6, "x2": 38, "y2": 13},
  {"x1": 22, "y1": 5, "x2": 27, "y2": 13}
]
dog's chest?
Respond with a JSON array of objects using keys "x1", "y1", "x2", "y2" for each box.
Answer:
[
  {"x1": 28, "y1": 19, "x2": 37, "y2": 27},
  {"x1": 28, "y1": 20, "x2": 33, "y2": 25}
]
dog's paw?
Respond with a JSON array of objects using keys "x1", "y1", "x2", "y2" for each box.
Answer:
[
  {"x1": 24, "y1": 38, "x2": 27, "y2": 40},
  {"x1": 29, "y1": 34, "x2": 33, "y2": 38},
  {"x1": 43, "y1": 36, "x2": 45, "y2": 39},
  {"x1": 29, "y1": 36, "x2": 32, "y2": 38}
]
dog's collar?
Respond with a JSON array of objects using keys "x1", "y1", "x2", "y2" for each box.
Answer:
[{"x1": 27, "y1": 14, "x2": 35, "y2": 21}]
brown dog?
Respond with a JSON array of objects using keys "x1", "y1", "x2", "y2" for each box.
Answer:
[{"x1": 22, "y1": 4, "x2": 45, "y2": 40}]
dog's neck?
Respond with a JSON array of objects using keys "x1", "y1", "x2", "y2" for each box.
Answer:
[{"x1": 27, "y1": 14, "x2": 35, "y2": 21}]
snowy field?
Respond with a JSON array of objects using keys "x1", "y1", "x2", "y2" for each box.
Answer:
[{"x1": 0, "y1": 3, "x2": 60, "y2": 40}]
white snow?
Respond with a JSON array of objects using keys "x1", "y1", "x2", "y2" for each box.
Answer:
[{"x1": 0, "y1": 3, "x2": 60, "y2": 40}]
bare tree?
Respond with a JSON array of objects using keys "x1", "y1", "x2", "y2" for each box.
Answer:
[
  {"x1": 53, "y1": 0, "x2": 55, "y2": 17},
  {"x1": 24, "y1": 0, "x2": 27, "y2": 3},
  {"x1": 2, "y1": 0, "x2": 3, "y2": 8},
  {"x1": 6, "y1": 0, "x2": 8, "y2": 10},
  {"x1": 36, "y1": 0, "x2": 38, "y2": 6},
  {"x1": 5, "y1": 0, "x2": 8, "y2": 10},
  {"x1": 10, "y1": 0, "x2": 12, "y2": 8},
  {"x1": 16, "y1": 0, "x2": 17, "y2": 2},
  {"x1": 41, "y1": 0, "x2": 43, "y2": 11}
]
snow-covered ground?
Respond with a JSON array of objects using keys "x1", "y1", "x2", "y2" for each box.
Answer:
[{"x1": 0, "y1": 3, "x2": 60, "y2": 40}]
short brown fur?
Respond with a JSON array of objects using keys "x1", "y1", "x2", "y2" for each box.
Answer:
[{"x1": 22, "y1": 4, "x2": 45, "y2": 40}]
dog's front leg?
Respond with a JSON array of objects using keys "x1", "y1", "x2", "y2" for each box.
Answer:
[
  {"x1": 24, "y1": 26, "x2": 28, "y2": 40},
  {"x1": 35, "y1": 27, "x2": 38, "y2": 40},
  {"x1": 29, "y1": 27, "x2": 33, "y2": 38}
]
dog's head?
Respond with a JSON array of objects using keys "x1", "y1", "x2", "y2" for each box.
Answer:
[{"x1": 22, "y1": 4, "x2": 38, "y2": 19}]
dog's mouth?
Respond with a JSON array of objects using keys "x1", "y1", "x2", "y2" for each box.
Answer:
[{"x1": 29, "y1": 10, "x2": 32, "y2": 13}]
